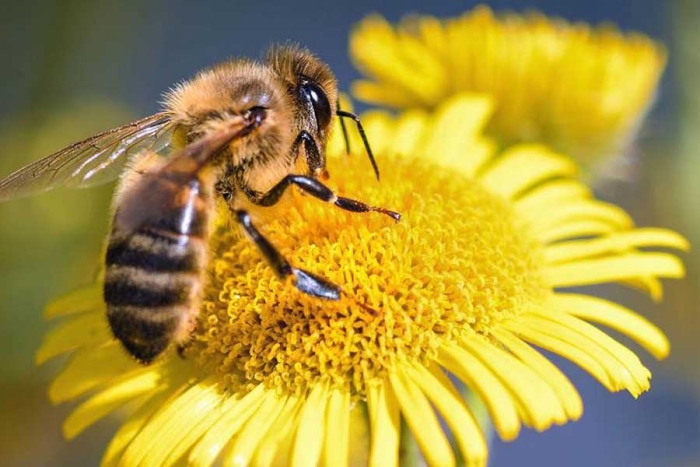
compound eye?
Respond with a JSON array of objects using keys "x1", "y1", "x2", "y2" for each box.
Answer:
[{"x1": 300, "y1": 80, "x2": 332, "y2": 132}]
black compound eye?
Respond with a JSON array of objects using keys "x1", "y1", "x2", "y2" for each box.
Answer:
[{"x1": 300, "y1": 80, "x2": 332, "y2": 133}]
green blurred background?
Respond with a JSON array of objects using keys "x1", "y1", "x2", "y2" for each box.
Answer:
[{"x1": 0, "y1": 1, "x2": 698, "y2": 466}]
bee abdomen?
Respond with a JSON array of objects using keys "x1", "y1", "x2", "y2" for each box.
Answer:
[
  {"x1": 104, "y1": 230, "x2": 205, "y2": 364},
  {"x1": 106, "y1": 229, "x2": 202, "y2": 272}
]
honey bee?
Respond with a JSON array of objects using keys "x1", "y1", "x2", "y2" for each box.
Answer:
[{"x1": 0, "y1": 45, "x2": 399, "y2": 364}]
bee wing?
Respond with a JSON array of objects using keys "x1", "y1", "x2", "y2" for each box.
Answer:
[{"x1": 0, "y1": 112, "x2": 178, "y2": 202}]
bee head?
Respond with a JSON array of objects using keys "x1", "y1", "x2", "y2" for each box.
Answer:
[{"x1": 266, "y1": 44, "x2": 338, "y2": 142}]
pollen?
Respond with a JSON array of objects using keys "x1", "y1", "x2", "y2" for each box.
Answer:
[{"x1": 195, "y1": 155, "x2": 549, "y2": 396}]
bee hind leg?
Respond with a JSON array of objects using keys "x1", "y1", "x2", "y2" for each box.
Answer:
[{"x1": 234, "y1": 209, "x2": 341, "y2": 300}]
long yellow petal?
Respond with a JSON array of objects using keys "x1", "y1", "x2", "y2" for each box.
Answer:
[
  {"x1": 120, "y1": 377, "x2": 221, "y2": 466},
  {"x1": 408, "y1": 364, "x2": 487, "y2": 466},
  {"x1": 419, "y1": 95, "x2": 494, "y2": 176},
  {"x1": 389, "y1": 368, "x2": 455, "y2": 467},
  {"x1": 162, "y1": 383, "x2": 234, "y2": 466},
  {"x1": 492, "y1": 328, "x2": 583, "y2": 420},
  {"x1": 619, "y1": 276, "x2": 664, "y2": 302},
  {"x1": 290, "y1": 383, "x2": 329, "y2": 467},
  {"x1": 253, "y1": 395, "x2": 303, "y2": 467},
  {"x1": 531, "y1": 201, "x2": 633, "y2": 236},
  {"x1": 532, "y1": 310, "x2": 651, "y2": 397},
  {"x1": 461, "y1": 337, "x2": 568, "y2": 430},
  {"x1": 64, "y1": 370, "x2": 163, "y2": 440},
  {"x1": 479, "y1": 145, "x2": 578, "y2": 199},
  {"x1": 514, "y1": 180, "x2": 590, "y2": 213},
  {"x1": 391, "y1": 109, "x2": 429, "y2": 157},
  {"x1": 551, "y1": 293, "x2": 669, "y2": 359},
  {"x1": 49, "y1": 344, "x2": 142, "y2": 403},
  {"x1": 518, "y1": 314, "x2": 649, "y2": 396},
  {"x1": 352, "y1": 81, "x2": 426, "y2": 108},
  {"x1": 506, "y1": 321, "x2": 615, "y2": 392},
  {"x1": 188, "y1": 384, "x2": 267, "y2": 467},
  {"x1": 322, "y1": 388, "x2": 351, "y2": 467},
  {"x1": 45, "y1": 285, "x2": 103, "y2": 318},
  {"x1": 438, "y1": 343, "x2": 520, "y2": 440},
  {"x1": 545, "y1": 252, "x2": 685, "y2": 287},
  {"x1": 101, "y1": 390, "x2": 173, "y2": 467},
  {"x1": 538, "y1": 219, "x2": 617, "y2": 243},
  {"x1": 544, "y1": 228, "x2": 689, "y2": 264},
  {"x1": 224, "y1": 390, "x2": 289, "y2": 467},
  {"x1": 367, "y1": 380, "x2": 400, "y2": 467},
  {"x1": 36, "y1": 312, "x2": 110, "y2": 365}
]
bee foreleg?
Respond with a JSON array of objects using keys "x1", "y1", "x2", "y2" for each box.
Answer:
[
  {"x1": 291, "y1": 130, "x2": 324, "y2": 176},
  {"x1": 234, "y1": 209, "x2": 341, "y2": 300},
  {"x1": 249, "y1": 175, "x2": 401, "y2": 222}
]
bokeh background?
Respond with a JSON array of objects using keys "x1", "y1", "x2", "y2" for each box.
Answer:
[{"x1": 0, "y1": 1, "x2": 698, "y2": 466}]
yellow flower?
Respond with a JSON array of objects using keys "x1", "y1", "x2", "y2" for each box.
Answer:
[
  {"x1": 38, "y1": 95, "x2": 686, "y2": 467},
  {"x1": 350, "y1": 5, "x2": 667, "y2": 171}
]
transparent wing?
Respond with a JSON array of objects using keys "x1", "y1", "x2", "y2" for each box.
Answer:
[{"x1": 0, "y1": 112, "x2": 178, "y2": 202}]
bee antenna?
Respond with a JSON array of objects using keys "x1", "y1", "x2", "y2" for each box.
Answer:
[
  {"x1": 336, "y1": 99, "x2": 351, "y2": 156},
  {"x1": 336, "y1": 109, "x2": 380, "y2": 181}
]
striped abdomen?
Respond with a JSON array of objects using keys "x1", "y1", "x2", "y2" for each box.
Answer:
[{"x1": 105, "y1": 170, "x2": 210, "y2": 364}]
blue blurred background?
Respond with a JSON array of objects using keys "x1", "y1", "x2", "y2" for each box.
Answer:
[{"x1": 0, "y1": 1, "x2": 698, "y2": 465}]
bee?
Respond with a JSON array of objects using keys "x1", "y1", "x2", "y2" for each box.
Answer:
[{"x1": 0, "y1": 45, "x2": 399, "y2": 364}]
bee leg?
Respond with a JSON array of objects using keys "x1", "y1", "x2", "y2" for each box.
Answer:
[
  {"x1": 291, "y1": 130, "x2": 325, "y2": 176},
  {"x1": 234, "y1": 209, "x2": 341, "y2": 300},
  {"x1": 248, "y1": 175, "x2": 401, "y2": 222}
]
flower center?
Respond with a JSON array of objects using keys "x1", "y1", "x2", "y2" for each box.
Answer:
[{"x1": 195, "y1": 155, "x2": 548, "y2": 396}]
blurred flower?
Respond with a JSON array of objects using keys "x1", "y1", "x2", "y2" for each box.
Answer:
[
  {"x1": 350, "y1": 5, "x2": 667, "y2": 173},
  {"x1": 38, "y1": 96, "x2": 686, "y2": 466}
]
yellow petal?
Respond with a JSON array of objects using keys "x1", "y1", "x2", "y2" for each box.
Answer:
[
  {"x1": 532, "y1": 201, "x2": 633, "y2": 237},
  {"x1": 101, "y1": 390, "x2": 173, "y2": 467},
  {"x1": 351, "y1": 81, "x2": 423, "y2": 108},
  {"x1": 506, "y1": 320, "x2": 615, "y2": 392},
  {"x1": 253, "y1": 395, "x2": 303, "y2": 467},
  {"x1": 545, "y1": 252, "x2": 685, "y2": 287},
  {"x1": 389, "y1": 368, "x2": 455, "y2": 467},
  {"x1": 392, "y1": 109, "x2": 430, "y2": 157},
  {"x1": 516, "y1": 314, "x2": 649, "y2": 396},
  {"x1": 461, "y1": 337, "x2": 568, "y2": 430},
  {"x1": 188, "y1": 385, "x2": 267, "y2": 467},
  {"x1": 544, "y1": 228, "x2": 689, "y2": 264},
  {"x1": 492, "y1": 328, "x2": 583, "y2": 420},
  {"x1": 367, "y1": 381, "x2": 400, "y2": 467},
  {"x1": 36, "y1": 312, "x2": 110, "y2": 365},
  {"x1": 438, "y1": 343, "x2": 520, "y2": 440},
  {"x1": 479, "y1": 145, "x2": 578, "y2": 199},
  {"x1": 290, "y1": 383, "x2": 329, "y2": 467},
  {"x1": 64, "y1": 370, "x2": 163, "y2": 440},
  {"x1": 619, "y1": 277, "x2": 664, "y2": 302},
  {"x1": 551, "y1": 293, "x2": 669, "y2": 359},
  {"x1": 407, "y1": 364, "x2": 487, "y2": 466},
  {"x1": 50, "y1": 344, "x2": 141, "y2": 403},
  {"x1": 419, "y1": 94, "x2": 494, "y2": 176},
  {"x1": 322, "y1": 388, "x2": 350, "y2": 467},
  {"x1": 224, "y1": 390, "x2": 289, "y2": 467},
  {"x1": 530, "y1": 311, "x2": 651, "y2": 397},
  {"x1": 119, "y1": 377, "x2": 219, "y2": 466},
  {"x1": 162, "y1": 382, "x2": 235, "y2": 466},
  {"x1": 45, "y1": 285, "x2": 103, "y2": 318},
  {"x1": 538, "y1": 219, "x2": 617, "y2": 243},
  {"x1": 514, "y1": 180, "x2": 591, "y2": 213}
]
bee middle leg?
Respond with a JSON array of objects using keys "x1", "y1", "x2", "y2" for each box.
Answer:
[
  {"x1": 234, "y1": 209, "x2": 342, "y2": 300},
  {"x1": 247, "y1": 175, "x2": 401, "y2": 222}
]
